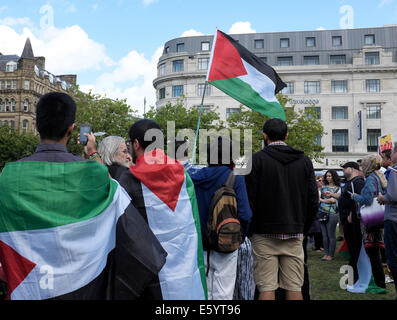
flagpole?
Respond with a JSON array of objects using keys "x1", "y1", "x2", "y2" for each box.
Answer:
[{"x1": 191, "y1": 81, "x2": 208, "y2": 164}]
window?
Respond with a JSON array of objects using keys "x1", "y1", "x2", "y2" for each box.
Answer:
[
  {"x1": 365, "y1": 52, "x2": 380, "y2": 65},
  {"x1": 12, "y1": 80, "x2": 17, "y2": 90},
  {"x1": 367, "y1": 129, "x2": 381, "y2": 152},
  {"x1": 254, "y1": 39, "x2": 264, "y2": 49},
  {"x1": 331, "y1": 80, "x2": 348, "y2": 93},
  {"x1": 0, "y1": 81, "x2": 4, "y2": 90},
  {"x1": 332, "y1": 106, "x2": 348, "y2": 120},
  {"x1": 330, "y1": 55, "x2": 346, "y2": 64},
  {"x1": 10, "y1": 120, "x2": 15, "y2": 130},
  {"x1": 172, "y1": 85, "x2": 183, "y2": 97},
  {"x1": 304, "y1": 81, "x2": 320, "y2": 94},
  {"x1": 176, "y1": 43, "x2": 184, "y2": 52},
  {"x1": 198, "y1": 58, "x2": 209, "y2": 70},
  {"x1": 201, "y1": 42, "x2": 210, "y2": 51},
  {"x1": 164, "y1": 46, "x2": 170, "y2": 54},
  {"x1": 366, "y1": 79, "x2": 380, "y2": 92},
  {"x1": 24, "y1": 80, "x2": 30, "y2": 90},
  {"x1": 22, "y1": 99, "x2": 28, "y2": 112},
  {"x1": 304, "y1": 56, "x2": 319, "y2": 65},
  {"x1": 5, "y1": 99, "x2": 10, "y2": 112},
  {"x1": 197, "y1": 83, "x2": 210, "y2": 96},
  {"x1": 226, "y1": 108, "x2": 241, "y2": 119},
  {"x1": 277, "y1": 56, "x2": 293, "y2": 66},
  {"x1": 172, "y1": 60, "x2": 184, "y2": 72},
  {"x1": 305, "y1": 107, "x2": 321, "y2": 120},
  {"x1": 0, "y1": 99, "x2": 3, "y2": 112},
  {"x1": 306, "y1": 37, "x2": 316, "y2": 47},
  {"x1": 366, "y1": 104, "x2": 381, "y2": 119},
  {"x1": 365, "y1": 34, "x2": 375, "y2": 45},
  {"x1": 11, "y1": 99, "x2": 16, "y2": 112},
  {"x1": 280, "y1": 38, "x2": 290, "y2": 48},
  {"x1": 314, "y1": 135, "x2": 322, "y2": 151},
  {"x1": 22, "y1": 120, "x2": 28, "y2": 132},
  {"x1": 332, "y1": 36, "x2": 342, "y2": 46},
  {"x1": 281, "y1": 82, "x2": 294, "y2": 94},
  {"x1": 6, "y1": 81, "x2": 11, "y2": 89},
  {"x1": 159, "y1": 88, "x2": 165, "y2": 99},
  {"x1": 6, "y1": 61, "x2": 17, "y2": 72},
  {"x1": 332, "y1": 129, "x2": 349, "y2": 152},
  {"x1": 159, "y1": 63, "x2": 166, "y2": 76}
]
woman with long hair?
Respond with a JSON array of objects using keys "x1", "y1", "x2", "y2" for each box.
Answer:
[{"x1": 319, "y1": 170, "x2": 341, "y2": 261}]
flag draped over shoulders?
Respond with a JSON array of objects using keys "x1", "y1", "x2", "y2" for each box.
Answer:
[
  {"x1": 0, "y1": 160, "x2": 167, "y2": 300},
  {"x1": 207, "y1": 29, "x2": 287, "y2": 121},
  {"x1": 119, "y1": 149, "x2": 207, "y2": 300}
]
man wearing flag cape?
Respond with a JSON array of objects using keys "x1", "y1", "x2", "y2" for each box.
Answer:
[{"x1": 0, "y1": 92, "x2": 167, "y2": 300}]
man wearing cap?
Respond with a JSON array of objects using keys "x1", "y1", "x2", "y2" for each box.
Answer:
[{"x1": 325, "y1": 161, "x2": 364, "y2": 283}]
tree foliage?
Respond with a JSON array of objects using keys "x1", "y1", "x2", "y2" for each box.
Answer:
[{"x1": 227, "y1": 94, "x2": 326, "y2": 162}]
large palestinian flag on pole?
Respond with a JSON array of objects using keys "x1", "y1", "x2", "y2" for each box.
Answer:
[
  {"x1": 0, "y1": 161, "x2": 167, "y2": 300},
  {"x1": 207, "y1": 29, "x2": 287, "y2": 121},
  {"x1": 119, "y1": 149, "x2": 207, "y2": 300}
]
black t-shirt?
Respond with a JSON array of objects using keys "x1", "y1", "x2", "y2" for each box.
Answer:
[{"x1": 338, "y1": 176, "x2": 365, "y2": 223}]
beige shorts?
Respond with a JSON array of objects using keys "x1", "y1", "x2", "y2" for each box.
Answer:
[{"x1": 250, "y1": 234, "x2": 304, "y2": 292}]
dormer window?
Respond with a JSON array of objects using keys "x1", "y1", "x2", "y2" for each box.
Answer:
[{"x1": 6, "y1": 61, "x2": 17, "y2": 73}]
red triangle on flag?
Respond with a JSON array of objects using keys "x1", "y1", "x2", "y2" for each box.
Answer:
[
  {"x1": 207, "y1": 30, "x2": 247, "y2": 82},
  {"x1": 0, "y1": 240, "x2": 36, "y2": 299},
  {"x1": 130, "y1": 149, "x2": 185, "y2": 212}
]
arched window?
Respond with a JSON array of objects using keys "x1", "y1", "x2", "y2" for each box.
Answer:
[
  {"x1": 5, "y1": 99, "x2": 10, "y2": 112},
  {"x1": 22, "y1": 120, "x2": 28, "y2": 131},
  {"x1": 24, "y1": 99, "x2": 29, "y2": 112},
  {"x1": 10, "y1": 120, "x2": 15, "y2": 130},
  {"x1": 0, "y1": 99, "x2": 3, "y2": 112},
  {"x1": 11, "y1": 99, "x2": 16, "y2": 112}
]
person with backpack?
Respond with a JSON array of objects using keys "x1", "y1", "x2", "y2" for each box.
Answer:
[{"x1": 187, "y1": 136, "x2": 252, "y2": 300}]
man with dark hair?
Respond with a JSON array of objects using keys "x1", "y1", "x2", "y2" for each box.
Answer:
[
  {"x1": 187, "y1": 136, "x2": 252, "y2": 300},
  {"x1": 381, "y1": 149, "x2": 393, "y2": 180},
  {"x1": 0, "y1": 93, "x2": 166, "y2": 300},
  {"x1": 245, "y1": 118, "x2": 318, "y2": 300},
  {"x1": 119, "y1": 119, "x2": 207, "y2": 300}
]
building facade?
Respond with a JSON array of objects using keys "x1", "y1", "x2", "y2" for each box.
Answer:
[
  {"x1": 0, "y1": 38, "x2": 76, "y2": 132},
  {"x1": 153, "y1": 26, "x2": 397, "y2": 168}
]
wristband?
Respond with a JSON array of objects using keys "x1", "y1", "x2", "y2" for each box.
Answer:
[
  {"x1": 89, "y1": 152, "x2": 99, "y2": 160},
  {"x1": 89, "y1": 150, "x2": 99, "y2": 158}
]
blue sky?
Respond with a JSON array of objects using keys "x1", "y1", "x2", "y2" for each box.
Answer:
[{"x1": 0, "y1": 0, "x2": 396, "y2": 114}]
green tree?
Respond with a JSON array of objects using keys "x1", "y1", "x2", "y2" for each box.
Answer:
[
  {"x1": 0, "y1": 125, "x2": 40, "y2": 168},
  {"x1": 227, "y1": 94, "x2": 325, "y2": 162},
  {"x1": 67, "y1": 86, "x2": 139, "y2": 156}
]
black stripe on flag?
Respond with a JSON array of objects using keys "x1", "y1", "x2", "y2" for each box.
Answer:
[{"x1": 218, "y1": 30, "x2": 287, "y2": 94}]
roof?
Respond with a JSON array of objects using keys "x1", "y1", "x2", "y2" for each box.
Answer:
[
  {"x1": 20, "y1": 38, "x2": 34, "y2": 59},
  {"x1": 0, "y1": 55, "x2": 20, "y2": 72}
]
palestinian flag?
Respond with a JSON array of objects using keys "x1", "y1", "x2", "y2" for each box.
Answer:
[
  {"x1": 0, "y1": 161, "x2": 167, "y2": 300},
  {"x1": 119, "y1": 149, "x2": 207, "y2": 300},
  {"x1": 207, "y1": 29, "x2": 287, "y2": 121},
  {"x1": 337, "y1": 240, "x2": 350, "y2": 260}
]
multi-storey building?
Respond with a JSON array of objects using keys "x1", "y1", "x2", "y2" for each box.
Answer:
[
  {"x1": 153, "y1": 26, "x2": 397, "y2": 168},
  {"x1": 0, "y1": 38, "x2": 76, "y2": 132}
]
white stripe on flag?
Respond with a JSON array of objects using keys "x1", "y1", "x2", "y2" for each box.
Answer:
[
  {"x1": 142, "y1": 179, "x2": 205, "y2": 300},
  {"x1": 238, "y1": 59, "x2": 278, "y2": 103},
  {"x1": 0, "y1": 181, "x2": 131, "y2": 300}
]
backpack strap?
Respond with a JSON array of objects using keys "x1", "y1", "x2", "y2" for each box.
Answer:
[{"x1": 224, "y1": 171, "x2": 237, "y2": 189}]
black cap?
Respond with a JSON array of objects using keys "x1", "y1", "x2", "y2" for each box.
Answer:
[{"x1": 341, "y1": 161, "x2": 360, "y2": 170}]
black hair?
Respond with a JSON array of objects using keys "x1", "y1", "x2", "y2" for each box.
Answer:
[
  {"x1": 128, "y1": 119, "x2": 162, "y2": 150},
  {"x1": 262, "y1": 118, "x2": 287, "y2": 141},
  {"x1": 36, "y1": 92, "x2": 76, "y2": 140},
  {"x1": 323, "y1": 169, "x2": 341, "y2": 187},
  {"x1": 381, "y1": 149, "x2": 392, "y2": 160},
  {"x1": 207, "y1": 136, "x2": 234, "y2": 169}
]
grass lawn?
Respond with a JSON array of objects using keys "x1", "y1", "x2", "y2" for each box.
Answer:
[{"x1": 307, "y1": 242, "x2": 396, "y2": 300}]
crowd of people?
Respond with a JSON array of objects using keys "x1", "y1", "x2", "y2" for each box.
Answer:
[{"x1": 0, "y1": 91, "x2": 396, "y2": 300}]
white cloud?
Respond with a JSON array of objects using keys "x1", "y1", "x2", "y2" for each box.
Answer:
[
  {"x1": 316, "y1": 26, "x2": 325, "y2": 30},
  {"x1": 0, "y1": 23, "x2": 114, "y2": 75},
  {"x1": 180, "y1": 29, "x2": 204, "y2": 37},
  {"x1": 0, "y1": 17, "x2": 33, "y2": 28},
  {"x1": 379, "y1": 0, "x2": 394, "y2": 8},
  {"x1": 228, "y1": 21, "x2": 256, "y2": 34},
  {"x1": 81, "y1": 46, "x2": 163, "y2": 115}
]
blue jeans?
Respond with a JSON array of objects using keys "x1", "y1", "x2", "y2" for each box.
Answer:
[{"x1": 319, "y1": 214, "x2": 339, "y2": 258}]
